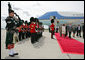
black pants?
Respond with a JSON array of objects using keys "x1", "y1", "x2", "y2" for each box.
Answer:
[
  {"x1": 35, "y1": 33, "x2": 38, "y2": 42},
  {"x1": 28, "y1": 32, "x2": 31, "y2": 37},
  {"x1": 26, "y1": 32, "x2": 28, "y2": 38},
  {"x1": 31, "y1": 33, "x2": 36, "y2": 44},
  {"x1": 51, "y1": 31, "x2": 54, "y2": 38},
  {"x1": 56, "y1": 28, "x2": 58, "y2": 33},
  {"x1": 22, "y1": 32, "x2": 25, "y2": 39},
  {"x1": 76, "y1": 30, "x2": 78, "y2": 36},
  {"x1": 65, "y1": 31, "x2": 68, "y2": 37},
  {"x1": 69, "y1": 32, "x2": 71, "y2": 38},
  {"x1": 36, "y1": 32, "x2": 40, "y2": 42},
  {"x1": 77, "y1": 30, "x2": 81, "y2": 37},
  {"x1": 19, "y1": 32, "x2": 23, "y2": 41}
]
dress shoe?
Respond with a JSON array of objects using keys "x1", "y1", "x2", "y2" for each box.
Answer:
[
  {"x1": 13, "y1": 53, "x2": 18, "y2": 55},
  {"x1": 9, "y1": 55, "x2": 15, "y2": 57}
]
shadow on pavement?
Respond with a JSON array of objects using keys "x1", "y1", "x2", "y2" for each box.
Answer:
[
  {"x1": 17, "y1": 38, "x2": 30, "y2": 45},
  {"x1": 5, "y1": 56, "x2": 20, "y2": 59},
  {"x1": 32, "y1": 36, "x2": 46, "y2": 48}
]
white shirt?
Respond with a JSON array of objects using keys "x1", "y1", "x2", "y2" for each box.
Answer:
[
  {"x1": 78, "y1": 26, "x2": 80, "y2": 30},
  {"x1": 62, "y1": 26, "x2": 66, "y2": 34}
]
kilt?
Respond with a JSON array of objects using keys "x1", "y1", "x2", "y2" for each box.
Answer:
[{"x1": 5, "y1": 30, "x2": 14, "y2": 49}]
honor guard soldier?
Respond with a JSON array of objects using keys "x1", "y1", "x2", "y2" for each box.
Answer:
[
  {"x1": 21, "y1": 20, "x2": 25, "y2": 39},
  {"x1": 18, "y1": 20, "x2": 23, "y2": 41},
  {"x1": 35, "y1": 18, "x2": 39, "y2": 41},
  {"x1": 50, "y1": 19, "x2": 55, "y2": 39},
  {"x1": 29, "y1": 17, "x2": 37, "y2": 44},
  {"x1": 27, "y1": 17, "x2": 34, "y2": 37},
  {"x1": 5, "y1": 10, "x2": 18, "y2": 57},
  {"x1": 39, "y1": 22, "x2": 43, "y2": 37},
  {"x1": 25, "y1": 21, "x2": 29, "y2": 38},
  {"x1": 27, "y1": 23, "x2": 31, "y2": 37}
]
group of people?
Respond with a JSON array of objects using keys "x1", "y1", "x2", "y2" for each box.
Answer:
[
  {"x1": 18, "y1": 17, "x2": 43, "y2": 43},
  {"x1": 49, "y1": 19, "x2": 84, "y2": 39},
  {"x1": 58, "y1": 23, "x2": 84, "y2": 39},
  {"x1": 5, "y1": 10, "x2": 44, "y2": 57}
]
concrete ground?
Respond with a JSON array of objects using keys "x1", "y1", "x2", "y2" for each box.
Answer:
[{"x1": 1, "y1": 29, "x2": 84, "y2": 59}]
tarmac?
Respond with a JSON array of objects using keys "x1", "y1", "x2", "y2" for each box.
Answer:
[{"x1": 1, "y1": 29, "x2": 84, "y2": 59}]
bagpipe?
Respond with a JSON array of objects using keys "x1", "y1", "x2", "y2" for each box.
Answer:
[
  {"x1": 8, "y1": 2, "x2": 22, "y2": 44},
  {"x1": 8, "y1": 2, "x2": 22, "y2": 31}
]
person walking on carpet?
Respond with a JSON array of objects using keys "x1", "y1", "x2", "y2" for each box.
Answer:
[
  {"x1": 62, "y1": 24, "x2": 66, "y2": 38},
  {"x1": 72, "y1": 25, "x2": 77, "y2": 37},
  {"x1": 59, "y1": 24, "x2": 62, "y2": 37},
  {"x1": 76, "y1": 24, "x2": 81, "y2": 37},
  {"x1": 68, "y1": 24, "x2": 72, "y2": 38}
]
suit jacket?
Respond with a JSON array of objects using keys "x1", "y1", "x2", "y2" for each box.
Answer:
[
  {"x1": 66, "y1": 25, "x2": 69, "y2": 32},
  {"x1": 72, "y1": 26, "x2": 77, "y2": 32},
  {"x1": 59, "y1": 25, "x2": 62, "y2": 33},
  {"x1": 68, "y1": 25, "x2": 72, "y2": 32},
  {"x1": 77, "y1": 26, "x2": 81, "y2": 31}
]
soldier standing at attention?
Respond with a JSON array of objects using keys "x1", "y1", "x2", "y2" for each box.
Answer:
[
  {"x1": 50, "y1": 19, "x2": 55, "y2": 39},
  {"x1": 25, "y1": 21, "x2": 29, "y2": 38},
  {"x1": 29, "y1": 17, "x2": 37, "y2": 44},
  {"x1": 27, "y1": 17, "x2": 34, "y2": 37},
  {"x1": 34, "y1": 18, "x2": 39, "y2": 42},
  {"x1": 22, "y1": 20, "x2": 25, "y2": 40},
  {"x1": 5, "y1": 10, "x2": 18, "y2": 57},
  {"x1": 18, "y1": 22, "x2": 23, "y2": 41}
]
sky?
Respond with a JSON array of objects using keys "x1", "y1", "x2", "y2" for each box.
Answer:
[{"x1": 1, "y1": 1, "x2": 84, "y2": 28}]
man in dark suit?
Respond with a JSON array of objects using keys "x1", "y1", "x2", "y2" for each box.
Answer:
[
  {"x1": 76, "y1": 24, "x2": 81, "y2": 37},
  {"x1": 65, "y1": 24, "x2": 69, "y2": 37},
  {"x1": 68, "y1": 24, "x2": 72, "y2": 38}
]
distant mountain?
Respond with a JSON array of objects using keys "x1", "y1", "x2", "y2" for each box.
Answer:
[{"x1": 38, "y1": 11, "x2": 84, "y2": 20}]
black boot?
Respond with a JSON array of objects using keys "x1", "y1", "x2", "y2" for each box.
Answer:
[{"x1": 9, "y1": 55, "x2": 15, "y2": 57}]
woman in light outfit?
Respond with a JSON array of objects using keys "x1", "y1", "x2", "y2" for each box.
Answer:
[{"x1": 62, "y1": 24, "x2": 66, "y2": 37}]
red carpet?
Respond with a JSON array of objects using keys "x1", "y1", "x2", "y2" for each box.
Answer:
[{"x1": 55, "y1": 33, "x2": 84, "y2": 55}]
